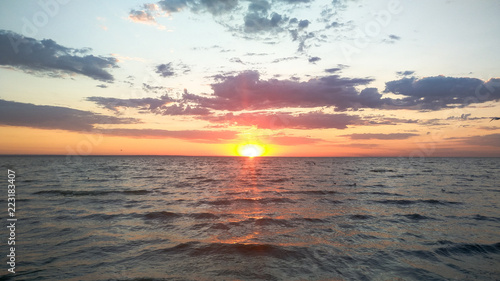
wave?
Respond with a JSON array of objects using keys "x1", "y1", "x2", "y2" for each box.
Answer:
[
  {"x1": 283, "y1": 190, "x2": 337, "y2": 195},
  {"x1": 209, "y1": 223, "x2": 230, "y2": 230},
  {"x1": 292, "y1": 217, "x2": 327, "y2": 223},
  {"x1": 357, "y1": 191, "x2": 403, "y2": 196},
  {"x1": 142, "y1": 211, "x2": 182, "y2": 220},
  {"x1": 396, "y1": 249, "x2": 440, "y2": 262},
  {"x1": 370, "y1": 184, "x2": 387, "y2": 188},
  {"x1": 266, "y1": 178, "x2": 290, "y2": 183},
  {"x1": 471, "y1": 214, "x2": 500, "y2": 222},
  {"x1": 243, "y1": 218, "x2": 294, "y2": 227},
  {"x1": 370, "y1": 169, "x2": 395, "y2": 173},
  {"x1": 80, "y1": 213, "x2": 122, "y2": 220},
  {"x1": 197, "y1": 197, "x2": 295, "y2": 206},
  {"x1": 147, "y1": 241, "x2": 308, "y2": 260},
  {"x1": 317, "y1": 198, "x2": 343, "y2": 204},
  {"x1": 374, "y1": 199, "x2": 462, "y2": 206},
  {"x1": 188, "y1": 212, "x2": 220, "y2": 220},
  {"x1": 138, "y1": 211, "x2": 223, "y2": 222},
  {"x1": 186, "y1": 176, "x2": 206, "y2": 180},
  {"x1": 34, "y1": 189, "x2": 152, "y2": 196},
  {"x1": 435, "y1": 242, "x2": 500, "y2": 257},
  {"x1": 397, "y1": 213, "x2": 435, "y2": 221},
  {"x1": 199, "y1": 178, "x2": 222, "y2": 183},
  {"x1": 349, "y1": 214, "x2": 373, "y2": 220}
]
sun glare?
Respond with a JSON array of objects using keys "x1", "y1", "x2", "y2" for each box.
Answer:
[{"x1": 237, "y1": 144, "x2": 265, "y2": 157}]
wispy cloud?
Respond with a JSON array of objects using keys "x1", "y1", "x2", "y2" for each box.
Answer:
[
  {"x1": 87, "y1": 95, "x2": 173, "y2": 112},
  {"x1": 87, "y1": 95, "x2": 210, "y2": 116},
  {"x1": 341, "y1": 133, "x2": 419, "y2": 140},
  {"x1": 448, "y1": 133, "x2": 500, "y2": 147},
  {"x1": 99, "y1": 128, "x2": 237, "y2": 142},
  {"x1": 268, "y1": 135, "x2": 323, "y2": 146}
]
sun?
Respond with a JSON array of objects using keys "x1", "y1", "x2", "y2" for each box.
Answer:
[{"x1": 237, "y1": 144, "x2": 265, "y2": 157}]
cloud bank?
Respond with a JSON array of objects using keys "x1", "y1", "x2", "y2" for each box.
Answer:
[
  {"x1": 0, "y1": 99, "x2": 234, "y2": 142},
  {"x1": 0, "y1": 30, "x2": 118, "y2": 82},
  {"x1": 183, "y1": 70, "x2": 382, "y2": 111},
  {"x1": 384, "y1": 76, "x2": 500, "y2": 110},
  {"x1": 0, "y1": 99, "x2": 137, "y2": 132}
]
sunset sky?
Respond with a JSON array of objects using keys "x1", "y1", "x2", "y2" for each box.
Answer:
[{"x1": 1, "y1": 0, "x2": 499, "y2": 156}]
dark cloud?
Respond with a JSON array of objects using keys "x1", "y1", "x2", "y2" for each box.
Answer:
[
  {"x1": 271, "y1": 56, "x2": 299, "y2": 63},
  {"x1": 229, "y1": 57, "x2": 245, "y2": 64},
  {"x1": 396, "y1": 70, "x2": 415, "y2": 76},
  {"x1": 384, "y1": 76, "x2": 500, "y2": 110},
  {"x1": 134, "y1": 0, "x2": 317, "y2": 52},
  {"x1": 183, "y1": 71, "x2": 384, "y2": 111},
  {"x1": 289, "y1": 29, "x2": 299, "y2": 41},
  {"x1": 203, "y1": 112, "x2": 363, "y2": 129},
  {"x1": 96, "y1": 84, "x2": 108, "y2": 88},
  {"x1": 342, "y1": 133, "x2": 419, "y2": 140},
  {"x1": 328, "y1": 21, "x2": 341, "y2": 28},
  {"x1": 244, "y1": 12, "x2": 285, "y2": 33},
  {"x1": 87, "y1": 95, "x2": 173, "y2": 112},
  {"x1": 201, "y1": 111, "x2": 416, "y2": 130},
  {"x1": 156, "y1": 0, "x2": 238, "y2": 15},
  {"x1": 0, "y1": 30, "x2": 118, "y2": 82},
  {"x1": 87, "y1": 95, "x2": 211, "y2": 116},
  {"x1": 297, "y1": 31, "x2": 316, "y2": 52},
  {"x1": 388, "y1": 34, "x2": 400, "y2": 40},
  {"x1": 194, "y1": 0, "x2": 239, "y2": 15},
  {"x1": 325, "y1": 68, "x2": 341, "y2": 73},
  {"x1": 160, "y1": 104, "x2": 212, "y2": 115},
  {"x1": 130, "y1": 0, "x2": 238, "y2": 29},
  {"x1": 129, "y1": 9, "x2": 156, "y2": 23},
  {"x1": 0, "y1": 99, "x2": 235, "y2": 143},
  {"x1": 365, "y1": 116, "x2": 418, "y2": 125},
  {"x1": 142, "y1": 83, "x2": 166, "y2": 93},
  {"x1": 308, "y1": 56, "x2": 321, "y2": 63},
  {"x1": 278, "y1": 0, "x2": 311, "y2": 2},
  {"x1": 0, "y1": 99, "x2": 137, "y2": 132},
  {"x1": 298, "y1": 19, "x2": 310, "y2": 29},
  {"x1": 157, "y1": 0, "x2": 189, "y2": 13},
  {"x1": 155, "y1": 63, "x2": 175, "y2": 77},
  {"x1": 445, "y1": 114, "x2": 485, "y2": 121},
  {"x1": 248, "y1": 0, "x2": 270, "y2": 13}
]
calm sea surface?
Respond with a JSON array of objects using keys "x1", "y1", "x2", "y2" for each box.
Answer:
[{"x1": 1, "y1": 156, "x2": 499, "y2": 280}]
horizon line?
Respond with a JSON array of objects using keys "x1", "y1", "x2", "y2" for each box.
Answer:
[{"x1": 1, "y1": 154, "x2": 500, "y2": 158}]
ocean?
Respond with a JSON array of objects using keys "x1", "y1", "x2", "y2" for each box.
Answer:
[{"x1": 1, "y1": 156, "x2": 499, "y2": 280}]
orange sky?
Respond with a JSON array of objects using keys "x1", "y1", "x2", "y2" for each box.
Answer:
[{"x1": 0, "y1": 1, "x2": 499, "y2": 157}]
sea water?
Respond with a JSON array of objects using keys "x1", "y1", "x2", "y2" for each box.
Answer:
[{"x1": 1, "y1": 156, "x2": 499, "y2": 280}]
